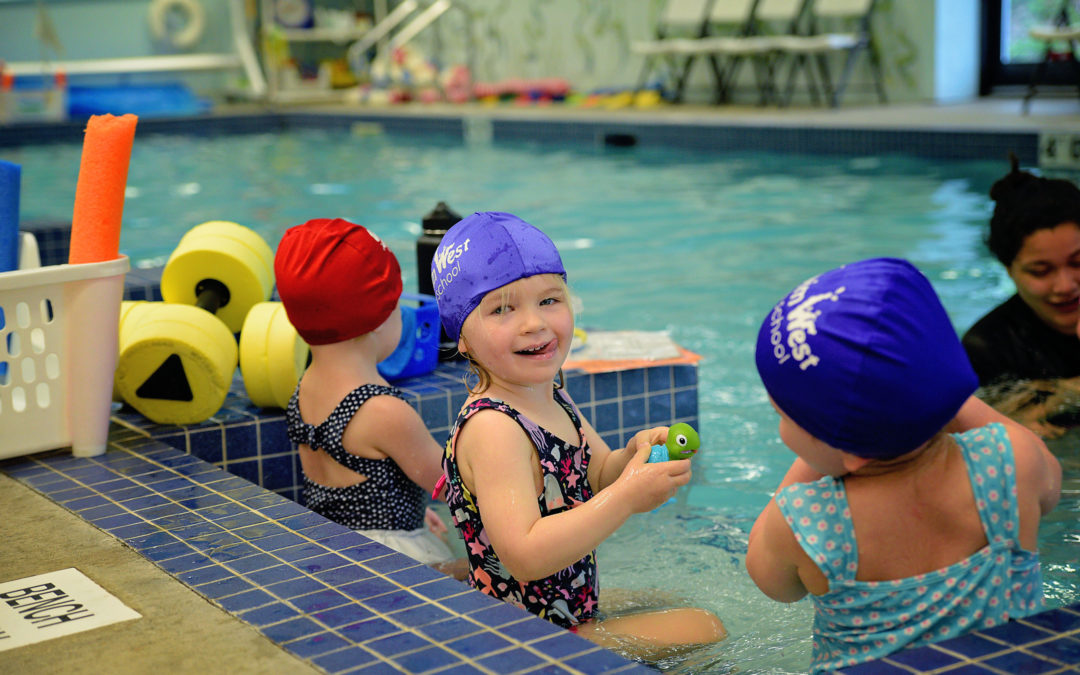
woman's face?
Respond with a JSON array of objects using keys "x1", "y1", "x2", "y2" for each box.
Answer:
[{"x1": 1008, "y1": 222, "x2": 1080, "y2": 336}]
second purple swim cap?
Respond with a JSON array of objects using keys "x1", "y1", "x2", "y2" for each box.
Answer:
[
  {"x1": 755, "y1": 258, "x2": 977, "y2": 459},
  {"x1": 431, "y1": 212, "x2": 566, "y2": 341}
]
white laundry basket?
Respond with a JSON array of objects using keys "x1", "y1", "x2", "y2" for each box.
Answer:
[{"x1": 0, "y1": 256, "x2": 129, "y2": 459}]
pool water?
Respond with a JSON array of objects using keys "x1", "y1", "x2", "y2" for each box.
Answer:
[{"x1": 5, "y1": 128, "x2": 1078, "y2": 674}]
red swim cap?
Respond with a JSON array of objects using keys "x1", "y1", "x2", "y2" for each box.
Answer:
[{"x1": 274, "y1": 218, "x2": 402, "y2": 345}]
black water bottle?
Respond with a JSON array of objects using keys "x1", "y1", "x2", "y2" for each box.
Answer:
[{"x1": 416, "y1": 201, "x2": 463, "y2": 360}]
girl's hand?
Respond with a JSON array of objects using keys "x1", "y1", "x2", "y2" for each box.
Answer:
[
  {"x1": 425, "y1": 507, "x2": 448, "y2": 540},
  {"x1": 615, "y1": 429, "x2": 692, "y2": 512}
]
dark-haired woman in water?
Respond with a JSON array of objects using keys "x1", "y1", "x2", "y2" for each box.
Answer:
[{"x1": 963, "y1": 155, "x2": 1080, "y2": 436}]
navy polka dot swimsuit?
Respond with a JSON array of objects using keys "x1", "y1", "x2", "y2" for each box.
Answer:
[{"x1": 286, "y1": 383, "x2": 425, "y2": 531}]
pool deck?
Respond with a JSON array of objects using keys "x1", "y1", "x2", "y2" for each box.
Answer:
[{"x1": 2, "y1": 96, "x2": 1080, "y2": 674}]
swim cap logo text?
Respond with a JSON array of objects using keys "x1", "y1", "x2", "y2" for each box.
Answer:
[
  {"x1": 769, "y1": 276, "x2": 845, "y2": 371},
  {"x1": 432, "y1": 237, "x2": 470, "y2": 298}
]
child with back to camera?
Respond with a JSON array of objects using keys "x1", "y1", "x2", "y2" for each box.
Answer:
[
  {"x1": 275, "y1": 218, "x2": 467, "y2": 579},
  {"x1": 746, "y1": 257, "x2": 1062, "y2": 674},
  {"x1": 430, "y1": 211, "x2": 726, "y2": 657}
]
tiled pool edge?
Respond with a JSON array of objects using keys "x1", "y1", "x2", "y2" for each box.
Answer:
[{"x1": 0, "y1": 440, "x2": 654, "y2": 675}]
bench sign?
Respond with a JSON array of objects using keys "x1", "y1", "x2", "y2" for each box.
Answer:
[{"x1": 0, "y1": 568, "x2": 140, "y2": 651}]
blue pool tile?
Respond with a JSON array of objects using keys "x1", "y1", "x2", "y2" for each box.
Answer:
[
  {"x1": 1025, "y1": 607, "x2": 1080, "y2": 633},
  {"x1": 312, "y1": 645, "x2": 377, "y2": 673},
  {"x1": 565, "y1": 373, "x2": 591, "y2": 403},
  {"x1": 621, "y1": 396, "x2": 646, "y2": 429},
  {"x1": 340, "y1": 576, "x2": 399, "y2": 601},
  {"x1": 140, "y1": 503, "x2": 187, "y2": 521},
  {"x1": 1028, "y1": 636, "x2": 1080, "y2": 664},
  {"x1": 338, "y1": 616, "x2": 400, "y2": 643},
  {"x1": 301, "y1": 521, "x2": 353, "y2": 541},
  {"x1": 620, "y1": 368, "x2": 645, "y2": 396},
  {"x1": 290, "y1": 589, "x2": 351, "y2": 614},
  {"x1": 673, "y1": 364, "x2": 697, "y2": 387},
  {"x1": 366, "y1": 630, "x2": 431, "y2": 657},
  {"x1": 245, "y1": 565, "x2": 299, "y2": 587},
  {"x1": 226, "y1": 461, "x2": 261, "y2": 489},
  {"x1": 468, "y1": 602, "x2": 535, "y2": 628},
  {"x1": 497, "y1": 616, "x2": 564, "y2": 643},
  {"x1": 443, "y1": 589, "x2": 503, "y2": 614},
  {"x1": 103, "y1": 485, "x2": 152, "y2": 502},
  {"x1": 157, "y1": 551, "x2": 214, "y2": 574},
  {"x1": 594, "y1": 402, "x2": 620, "y2": 433},
  {"x1": 196, "y1": 575, "x2": 254, "y2": 599},
  {"x1": 260, "y1": 454, "x2": 297, "y2": 492},
  {"x1": 50, "y1": 486, "x2": 97, "y2": 502},
  {"x1": 564, "y1": 648, "x2": 639, "y2": 673},
  {"x1": 362, "y1": 552, "x2": 415, "y2": 574},
  {"x1": 249, "y1": 531, "x2": 308, "y2": 551},
  {"x1": 478, "y1": 648, "x2": 545, "y2": 672},
  {"x1": 392, "y1": 645, "x2": 461, "y2": 672},
  {"x1": 234, "y1": 522, "x2": 290, "y2": 541},
  {"x1": 594, "y1": 372, "x2": 619, "y2": 401},
  {"x1": 242, "y1": 601, "x2": 301, "y2": 626},
  {"x1": 275, "y1": 511, "x2": 328, "y2": 530},
  {"x1": 444, "y1": 631, "x2": 513, "y2": 658},
  {"x1": 430, "y1": 665, "x2": 485, "y2": 675},
  {"x1": 647, "y1": 393, "x2": 672, "y2": 426},
  {"x1": 286, "y1": 631, "x2": 351, "y2": 659},
  {"x1": 214, "y1": 511, "x2": 268, "y2": 530},
  {"x1": 80, "y1": 503, "x2": 127, "y2": 521},
  {"x1": 188, "y1": 430, "x2": 225, "y2": 463},
  {"x1": 94, "y1": 512, "x2": 142, "y2": 530},
  {"x1": 888, "y1": 644, "x2": 962, "y2": 670},
  {"x1": 364, "y1": 590, "x2": 425, "y2": 613},
  {"x1": 224, "y1": 424, "x2": 258, "y2": 459},
  {"x1": 314, "y1": 564, "x2": 373, "y2": 587},
  {"x1": 673, "y1": 388, "x2": 697, "y2": 420},
  {"x1": 982, "y1": 649, "x2": 1060, "y2": 674},
  {"x1": 207, "y1": 542, "x2": 261, "y2": 563},
  {"x1": 313, "y1": 603, "x2": 374, "y2": 628},
  {"x1": 351, "y1": 662, "x2": 406, "y2": 675},
  {"x1": 265, "y1": 575, "x2": 327, "y2": 600},
  {"x1": 143, "y1": 540, "x2": 196, "y2": 562},
  {"x1": 311, "y1": 527, "x2": 360, "y2": 547},
  {"x1": 214, "y1": 587, "x2": 274, "y2": 613},
  {"x1": 418, "y1": 618, "x2": 480, "y2": 642},
  {"x1": 179, "y1": 564, "x2": 234, "y2": 586},
  {"x1": 388, "y1": 603, "x2": 453, "y2": 628},
  {"x1": 976, "y1": 620, "x2": 1054, "y2": 645},
  {"x1": 385, "y1": 562, "x2": 442, "y2": 586},
  {"x1": 294, "y1": 552, "x2": 350, "y2": 574},
  {"x1": 529, "y1": 633, "x2": 595, "y2": 660},
  {"x1": 122, "y1": 493, "x2": 171, "y2": 510},
  {"x1": 834, "y1": 661, "x2": 912, "y2": 674},
  {"x1": 646, "y1": 366, "x2": 671, "y2": 391},
  {"x1": 261, "y1": 616, "x2": 324, "y2": 643},
  {"x1": 936, "y1": 631, "x2": 1009, "y2": 659},
  {"x1": 223, "y1": 552, "x2": 280, "y2": 574},
  {"x1": 130, "y1": 530, "x2": 184, "y2": 550},
  {"x1": 109, "y1": 521, "x2": 161, "y2": 540}
]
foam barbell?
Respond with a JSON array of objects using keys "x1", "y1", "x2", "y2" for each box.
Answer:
[{"x1": 114, "y1": 221, "x2": 274, "y2": 425}]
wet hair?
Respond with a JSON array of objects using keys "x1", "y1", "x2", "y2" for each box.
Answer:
[{"x1": 987, "y1": 153, "x2": 1080, "y2": 266}]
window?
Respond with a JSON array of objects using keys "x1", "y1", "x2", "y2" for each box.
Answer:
[{"x1": 982, "y1": 0, "x2": 1080, "y2": 93}]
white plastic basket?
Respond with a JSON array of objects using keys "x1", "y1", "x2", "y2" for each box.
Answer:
[{"x1": 0, "y1": 256, "x2": 129, "y2": 459}]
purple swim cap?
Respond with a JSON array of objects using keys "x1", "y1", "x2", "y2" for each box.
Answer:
[
  {"x1": 431, "y1": 212, "x2": 566, "y2": 341},
  {"x1": 755, "y1": 258, "x2": 977, "y2": 459}
]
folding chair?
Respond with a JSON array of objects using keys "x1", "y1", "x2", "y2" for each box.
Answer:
[
  {"x1": 772, "y1": 0, "x2": 886, "y2": 107},
  {"x1": 1022, "y1": 0, "x2": 1080, "y2": 114},
  {"x1": 631, "y1": 0, "x2": 715, "y2": 102},
  {"x1": 680, "y1": 0, "x2": 807, "y2": 104}
]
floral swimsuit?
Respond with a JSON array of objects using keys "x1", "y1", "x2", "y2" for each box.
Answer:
[{"x1": 442, "y1": 390, "x2": 598, "y2": 628}]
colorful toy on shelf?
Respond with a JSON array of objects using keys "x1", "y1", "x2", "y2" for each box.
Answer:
[{"x1": 648, "y1": 422, "x2": 700, "y2": 463}]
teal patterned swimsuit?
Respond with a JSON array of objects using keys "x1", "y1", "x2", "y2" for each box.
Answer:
[
  {"x1": 442, "y1": 390, "x2": 598, "y2": 628},
  {"x1": 777, "y1": 422, "x2": 1044, "y2": 673}
]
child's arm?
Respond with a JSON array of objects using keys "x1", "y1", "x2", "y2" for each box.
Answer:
[
  {"x1": 745, "y1": 498, "x2": 812, "y2": 602},
  {"x1": 581, "y1": 416, "x2": 665, "y2": 491},
  {"x1": 459, "y1": 410, "x2": 689, "y2": 581},
  {"x1": 744, "y1": 458, "x2": 824, "y2": 603},
  {"x1": 345, "y1": 395, "x2": 446, "y2": 495}
]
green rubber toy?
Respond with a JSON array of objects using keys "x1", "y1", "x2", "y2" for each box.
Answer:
[{"x1": 648, "y1": 423, "x2": 700, "y2": 462}]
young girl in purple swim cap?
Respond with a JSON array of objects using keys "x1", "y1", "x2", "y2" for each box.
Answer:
[
  {"x1": 431, "y1": 211, "x2": 726, "y2": 659},
  {"x1": 747, "y1": 257, "x2": 1062, "y2": 674}
]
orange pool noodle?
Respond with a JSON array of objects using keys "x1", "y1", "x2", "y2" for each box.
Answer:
[{"x1": 68, "y1": 114, "x2": 138, "y2": 264}]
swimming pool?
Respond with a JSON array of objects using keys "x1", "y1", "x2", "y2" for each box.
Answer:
[{"x1": 3, "y1": 123, "x2": 1078, "y2": 674}]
